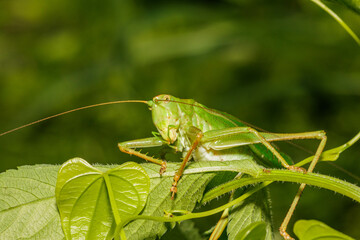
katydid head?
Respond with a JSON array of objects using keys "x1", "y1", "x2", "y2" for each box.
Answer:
[{"x1": 148, "y1": 94, "x2": 182, "y2": 144}]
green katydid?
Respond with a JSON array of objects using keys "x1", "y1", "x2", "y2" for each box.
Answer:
[
  {"x1": 1, "y1": 94, "x2": 328, "y2": 240},
  {"x1": 116, "y1": 94, "x2": 326, "y2": 240}
]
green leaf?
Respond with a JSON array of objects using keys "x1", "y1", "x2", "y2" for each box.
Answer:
[
  {"x1": 294, "y1": 219, "x2": 355, "y2": 240},
  {"x1": 123, "y1": 162, "x2": 217, "y2": 240},
  {"x1": 0, "y1": 165, "x2": 64, "y2": 239},
  {"x1": 56, "y1": 158, "x2": 150, "y2": 240},
  {"x1": 233, "y1": 221, "x2": 268, "y2": 240},
  {"x1": 228, "y1": 189, "x2": 272, "y2": 240}
]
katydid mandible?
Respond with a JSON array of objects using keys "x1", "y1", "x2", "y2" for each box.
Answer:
[{"x1": 1, "y1": 94, "x2": 327, "y2": 240}]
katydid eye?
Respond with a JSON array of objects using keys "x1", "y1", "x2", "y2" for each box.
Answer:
[{"x1": 163, "y1": 95, "x2": 171, "y2": 102}]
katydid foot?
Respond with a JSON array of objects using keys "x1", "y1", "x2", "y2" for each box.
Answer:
[
  {"x1": 170, "y1": 174, "x2": 181, "y2": 199},
  {"x1": 279, "y1": 228, "x2": 295, "y2": 240},
  {"x1": 159, "y1": 161, "x2": 167, "y2": 175}
]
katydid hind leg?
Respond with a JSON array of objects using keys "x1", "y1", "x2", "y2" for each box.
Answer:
[
  {"x1": 279, "y1": 132, "x2": 327, "y2": 240},
  {"x1": 201, "y1": 127, "x2": 328, "y2": 239},
  {"x1": 118, "y1": 137, "x2": 168, "y2": 173},
  {"x1": 202, "y1": 126, "x2": 309, "y2": 172}
]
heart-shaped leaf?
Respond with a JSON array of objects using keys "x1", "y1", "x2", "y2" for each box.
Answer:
[{"x1": 56, "y1": 158, "x2": 150, "y2": 240}]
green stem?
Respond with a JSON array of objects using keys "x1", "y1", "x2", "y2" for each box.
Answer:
[
  {"x1": 202, "y1": 169, "x2": 360, "y2": 203},
  {"x1": 347, "y1": 131, "x2": 360, "y2": 146},
  {"x1": 310, "y1": 0, "x2": 360, "y2": 46},
  {"x1": 118, "y1": 184, "x2": 267, "y2": 229}
]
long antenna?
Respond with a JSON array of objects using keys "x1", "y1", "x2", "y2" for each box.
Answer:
[{"x1": 0, "y1": 100, "x2": 148, "y2": 137}]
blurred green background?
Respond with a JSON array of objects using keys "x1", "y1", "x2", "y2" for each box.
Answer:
[{"x1": 0, "y1": 0, "x2": 359, "y2": 239}]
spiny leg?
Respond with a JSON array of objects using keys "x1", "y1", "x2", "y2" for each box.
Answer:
[
  {"x1": 202, "y1": 127, "x2": 326, "y2": 172},
  {"x1": 170, "y1": 127, "x2": 203, "y2": 199},
  {"x1": 118, "y1": 137, "x2": 167, "y2": 174},
  {"x1": 279, "y1": 132, "x2": 327, "y2": 240},
  {"x1": 203, "y1": 126, "x2": 305, "y2": 172}
]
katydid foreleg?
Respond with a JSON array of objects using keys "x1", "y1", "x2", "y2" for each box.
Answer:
[
  {"x1": 117, "y1": 127, "x2": 205, "y2": 199},
  {"x1": 170, "y1": 126, "x2": 203, "y2": 199},
  {"x1": 118, "y1": 137, "x2": 168, "y2": 174}
]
